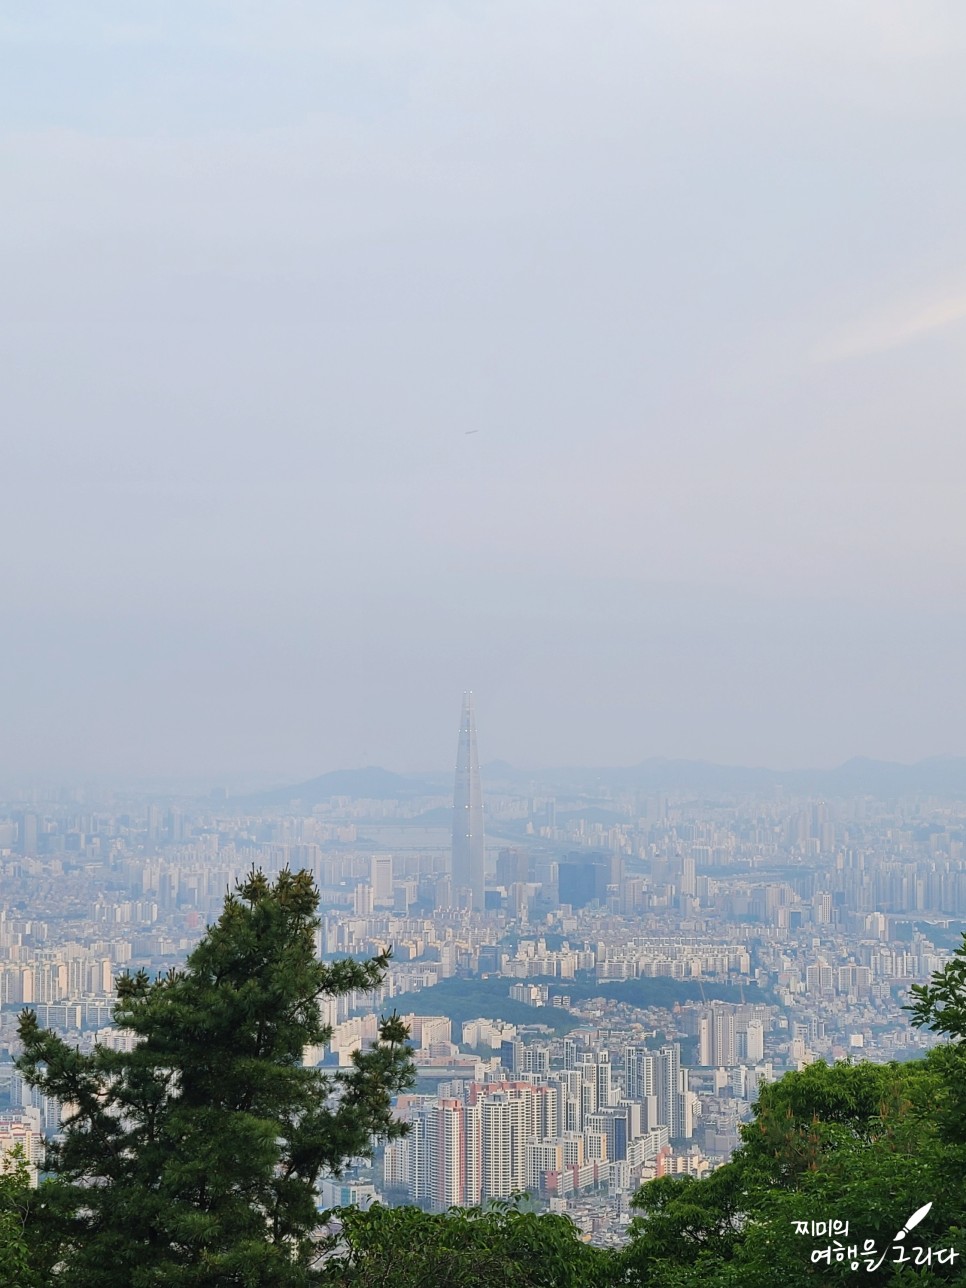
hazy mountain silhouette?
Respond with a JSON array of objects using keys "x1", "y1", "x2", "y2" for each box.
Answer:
[
  {"x1": 244, "y1": 756, "x2": 966, "y2": 808},
  {"x1": 247, "y1": 766, "x2": 439, "y2": 807},
  {"x1": 530, "y1": 755, "x2": 966, "y2": 797}
]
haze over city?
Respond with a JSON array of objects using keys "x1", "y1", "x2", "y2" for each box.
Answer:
[{"x1": 5, "y1": 3, "x2": 966, "y2": 782}]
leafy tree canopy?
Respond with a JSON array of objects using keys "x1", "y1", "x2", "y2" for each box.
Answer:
[
  {"x1": 0, "y1": 1144, "x2": 40, "y2": 1287},
  {"x1": 619, "y1": 934, "x2": 966, "y2": 1288},
  {"x1": 16, "y1": 867, "x2": 415, "y2": 1287},
  {"x1": 316, "y1": 1198, "x2": 614, "y2": 1288}
]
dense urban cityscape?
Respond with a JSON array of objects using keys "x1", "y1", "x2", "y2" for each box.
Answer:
[
  {"x1": 2, "y1": 696, "x2": 962, "y2": 1247},
  {"x1": 6, "y1": 3, "x2": 966, "y2": 1281}
]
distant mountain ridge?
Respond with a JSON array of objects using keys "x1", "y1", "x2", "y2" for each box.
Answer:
[
  {"x1": 502, "y1": 755, "x2": 966, "y2": 797},
  {"x1": 247, "y1": 766, "x2": 440, "y2": 807},
  {"x1": 245, "y1": 755, "x2": 966, "y2": 806}
]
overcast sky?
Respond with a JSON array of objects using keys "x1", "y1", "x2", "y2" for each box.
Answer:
[{"x1": 4, "y1": 2, "x2": 966, "y2": 782}]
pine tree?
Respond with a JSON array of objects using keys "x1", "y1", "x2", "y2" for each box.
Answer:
[{"x1": 16, "y1": 867, "x2": 415, "y2": 1286}]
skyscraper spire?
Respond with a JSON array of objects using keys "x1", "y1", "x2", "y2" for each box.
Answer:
[{"x1": 452, "y1": 691, "x2": 485, "y2": 911}]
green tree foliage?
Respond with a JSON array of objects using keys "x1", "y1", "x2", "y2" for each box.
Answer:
[
  {"x1": 909, "y1": 951, "x2": 966, "y2": 1156},
  {"x1": 909, "y1": 946, "x2": 966, "y2": 1044},
  {"x1": 620, "y1": 937, "x2": 966, "y2": 1288},
  {"x1": 0, "y1": 1144, "x2": 40, "y2": 1287},
  {"x1": 620, "y1": 1057, "x2": 963, "y2": 1287},
  {"x1": 16, "y1": 868, "x2": 415, "y2": 1287},
  {"x1": 316, "y1": 1198, "x2": 614, "y2": 1287}
]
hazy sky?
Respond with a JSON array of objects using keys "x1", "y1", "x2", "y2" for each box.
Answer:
[{"x1": 4, "y1": 2, "x2": 966, "y2": 781}]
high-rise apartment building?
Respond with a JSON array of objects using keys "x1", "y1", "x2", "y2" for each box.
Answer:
[
  {"x1": 698, "y1": 1003, "x2": 737, "y2": 1067},
  {"x1": 745, "y1": 1019, "x2": 765, "y2": 1063},
  {"x1": 452, "y1": 692, "x2": 485, "y2": 911},
  {"x1": 623, "y1": 1043, "x2": 693, "y2": 1141},
  {"x1": 576, "y1": 1049, "x2": 616, "y2": 1116},
  {"x1": 429, "y1": 1099, "x2": 465, "y2": 1210}
]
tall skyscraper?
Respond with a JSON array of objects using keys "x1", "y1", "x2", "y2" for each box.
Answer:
[
  {"x1": 369, "y1": 855, "x2": 393, "y2": 905},
  {"x1": 452, "y1": 691, "x2": 485, "y2": 911}
]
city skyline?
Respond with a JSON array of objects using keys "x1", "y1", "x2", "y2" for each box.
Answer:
[
  {"x1": 4, "y1": 1, "x2": 966, "y2": 1268},
  {"x1": 1, "y1": 761, "x2": 956, "y2": 1238}
]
